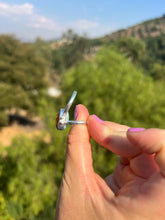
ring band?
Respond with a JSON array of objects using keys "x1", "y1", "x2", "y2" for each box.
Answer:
[{"x1": 62, "y1": 121, "x2": 86, "y2": 125}]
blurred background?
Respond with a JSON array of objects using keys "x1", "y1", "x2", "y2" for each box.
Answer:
[{"x1": 0, "y1": 0, "x2": 165, "y2": 219}]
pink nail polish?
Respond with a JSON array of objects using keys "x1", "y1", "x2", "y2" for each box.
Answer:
[
  {"x1": 128, "y1": 128, "x2": 145, "y2": 132},
  {"x1": 92, "y1": 114, "x2": 103, "y2": 123},
  {"x1": 74, "y1": 105, "x2": 78, "y2": 120}
]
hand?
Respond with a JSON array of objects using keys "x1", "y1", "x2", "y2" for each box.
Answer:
[{"x1": 55, "y1": 105, "x2": 165, "y2": 220}]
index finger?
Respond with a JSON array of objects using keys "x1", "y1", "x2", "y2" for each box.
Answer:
[{"x1": 87, "y1": 115, "x2": 141, "y2": 158}]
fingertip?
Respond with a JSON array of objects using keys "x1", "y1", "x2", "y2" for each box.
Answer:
[
  {"x1": 128, "y1": 128, "x2": 146, "y2": 133},
  {"x1": 87, "y1": 114, "x2": 121, "y2": 146},
  {"x1": 127, "y1": 128, "x2": 165, "y2": 155},
  {"x1": 87, "y1": 114, "x2": 105, "y2": 139},
  {"x1": 127, "y1": 128, "x2": 146, "y2": 143},
  {"x1": 87, "y1": 116, "x2": 140, "y2": 157},
  {"x1": 92, "y1": 115, "x2": 103, "y2": 123},
  {"x1": 74, "y1": 104, "x2": 89, "y2": 121},
  {"x1": 127, "y1": 127, "x2": 146, "y2": 141},
  {"x1": 87, "y1": 115, "x2": 126, "y2": 140},
  {"x1": 87, "y1": 114, "x2": 104, "y2": 127}
]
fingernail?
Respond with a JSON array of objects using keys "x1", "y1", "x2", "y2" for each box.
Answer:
[
  {"x1": 74, "y1": 105, "x2": 78, "y2": 120},
  {"x1": 128, "y1": 128, "x2": 145, "y2": 132},
  {"x1": 92, "y1": 114, "x2": 103, "y2": 123}
]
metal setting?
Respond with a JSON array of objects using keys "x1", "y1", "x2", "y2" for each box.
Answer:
[{"x1": 56, "y1": 91, "x2": 86, "y2": 130}]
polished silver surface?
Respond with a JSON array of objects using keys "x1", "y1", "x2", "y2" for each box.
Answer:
[
  {"x1": 63, "y1": 91, "x2": 77, "y2": 116},
  {"x1": 62, "y1": 120, "x2": 86, "y2": 125}
]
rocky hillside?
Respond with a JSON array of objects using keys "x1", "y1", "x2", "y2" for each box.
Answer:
[{"x1": 102, "y1": 14, "x2": 165, "y2": 41}]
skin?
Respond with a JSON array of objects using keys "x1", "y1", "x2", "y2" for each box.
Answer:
[{"x1": 55, "y1": 104, "x2": 165, "y2": 220}]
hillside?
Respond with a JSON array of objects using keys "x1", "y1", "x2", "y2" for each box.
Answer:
[{"x1": 101, "y1": 14, "x2": 165, "y2": 41}]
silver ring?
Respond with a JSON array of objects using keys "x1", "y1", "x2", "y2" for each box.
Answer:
[{"x1": 56, "y1": 91, "x2": 86, "y2": 130}]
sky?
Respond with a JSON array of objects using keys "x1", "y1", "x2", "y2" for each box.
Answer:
[{"x1": 0, "y1": 0, "x2": 164, "y2": 41}]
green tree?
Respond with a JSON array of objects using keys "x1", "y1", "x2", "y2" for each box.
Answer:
[
  {"x1": 116, "y1": 37, "x2": 146, "y2": 65},
  {"x1": 150, "y1": 63, "x2": 165, "y2": 81},
  {"x1": 33, "y1": 37, "x2": 52, "y2": 63},
  {"x1": 0, "y1": 35, "x2": 47, "y2": 125},
  {"x1": 52, "y1": 29, "x2": 91, "y2": 74},
  {"x1": 145, "y1": 34, "x2": 165, "y2": 64}
]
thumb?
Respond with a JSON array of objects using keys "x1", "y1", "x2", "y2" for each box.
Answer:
[
  {"x1": 64, "y1": 104, "x2": 93, "y2": 177},
  {"x1": 127, "y1": 128, "x2": 165, "y2": 177}
]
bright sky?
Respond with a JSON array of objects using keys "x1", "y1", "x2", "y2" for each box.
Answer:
[{"x1": 0, "y1": 0, "x2": 164, "y2": 41}]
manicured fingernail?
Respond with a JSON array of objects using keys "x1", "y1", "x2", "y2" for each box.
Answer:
[
  {"x1": 92, "y1": 114, "x2": 103, "y2": 123},
  {"x1": 74, "y1": 105, "x2": 78, "y2": 120},
  {"x1": 128, "y1": 128, "x2": 145, "y2": 132}
]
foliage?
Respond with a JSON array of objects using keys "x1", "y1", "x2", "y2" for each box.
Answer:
[
  {"x1": 33, "y1": 38, "x2": 52, "y2": 64},
  {"x1": 109, "y1": 36, "x2": 165, "y2": 80},
  {"x1": 0, "y1": 130, "x2": 67, "y2": 219},
  {"x1": 116, "y1": 37, "x2": 147, "y2": 65},
  {"x1": 144, "y1": 34, "x2": 165, "y2": 64},
  {"x1": 150, "y1": 63, "x2": 165, "y2": 81},
  {"x1": 0, "y1": 35, "x2": 47, "y2": 126},
  {"x1": 0, "y1": 193, "x2": 14, "y2": 220},
  {"x1": 52, "y1": 29, "x2": 91, "y2": 74}
]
